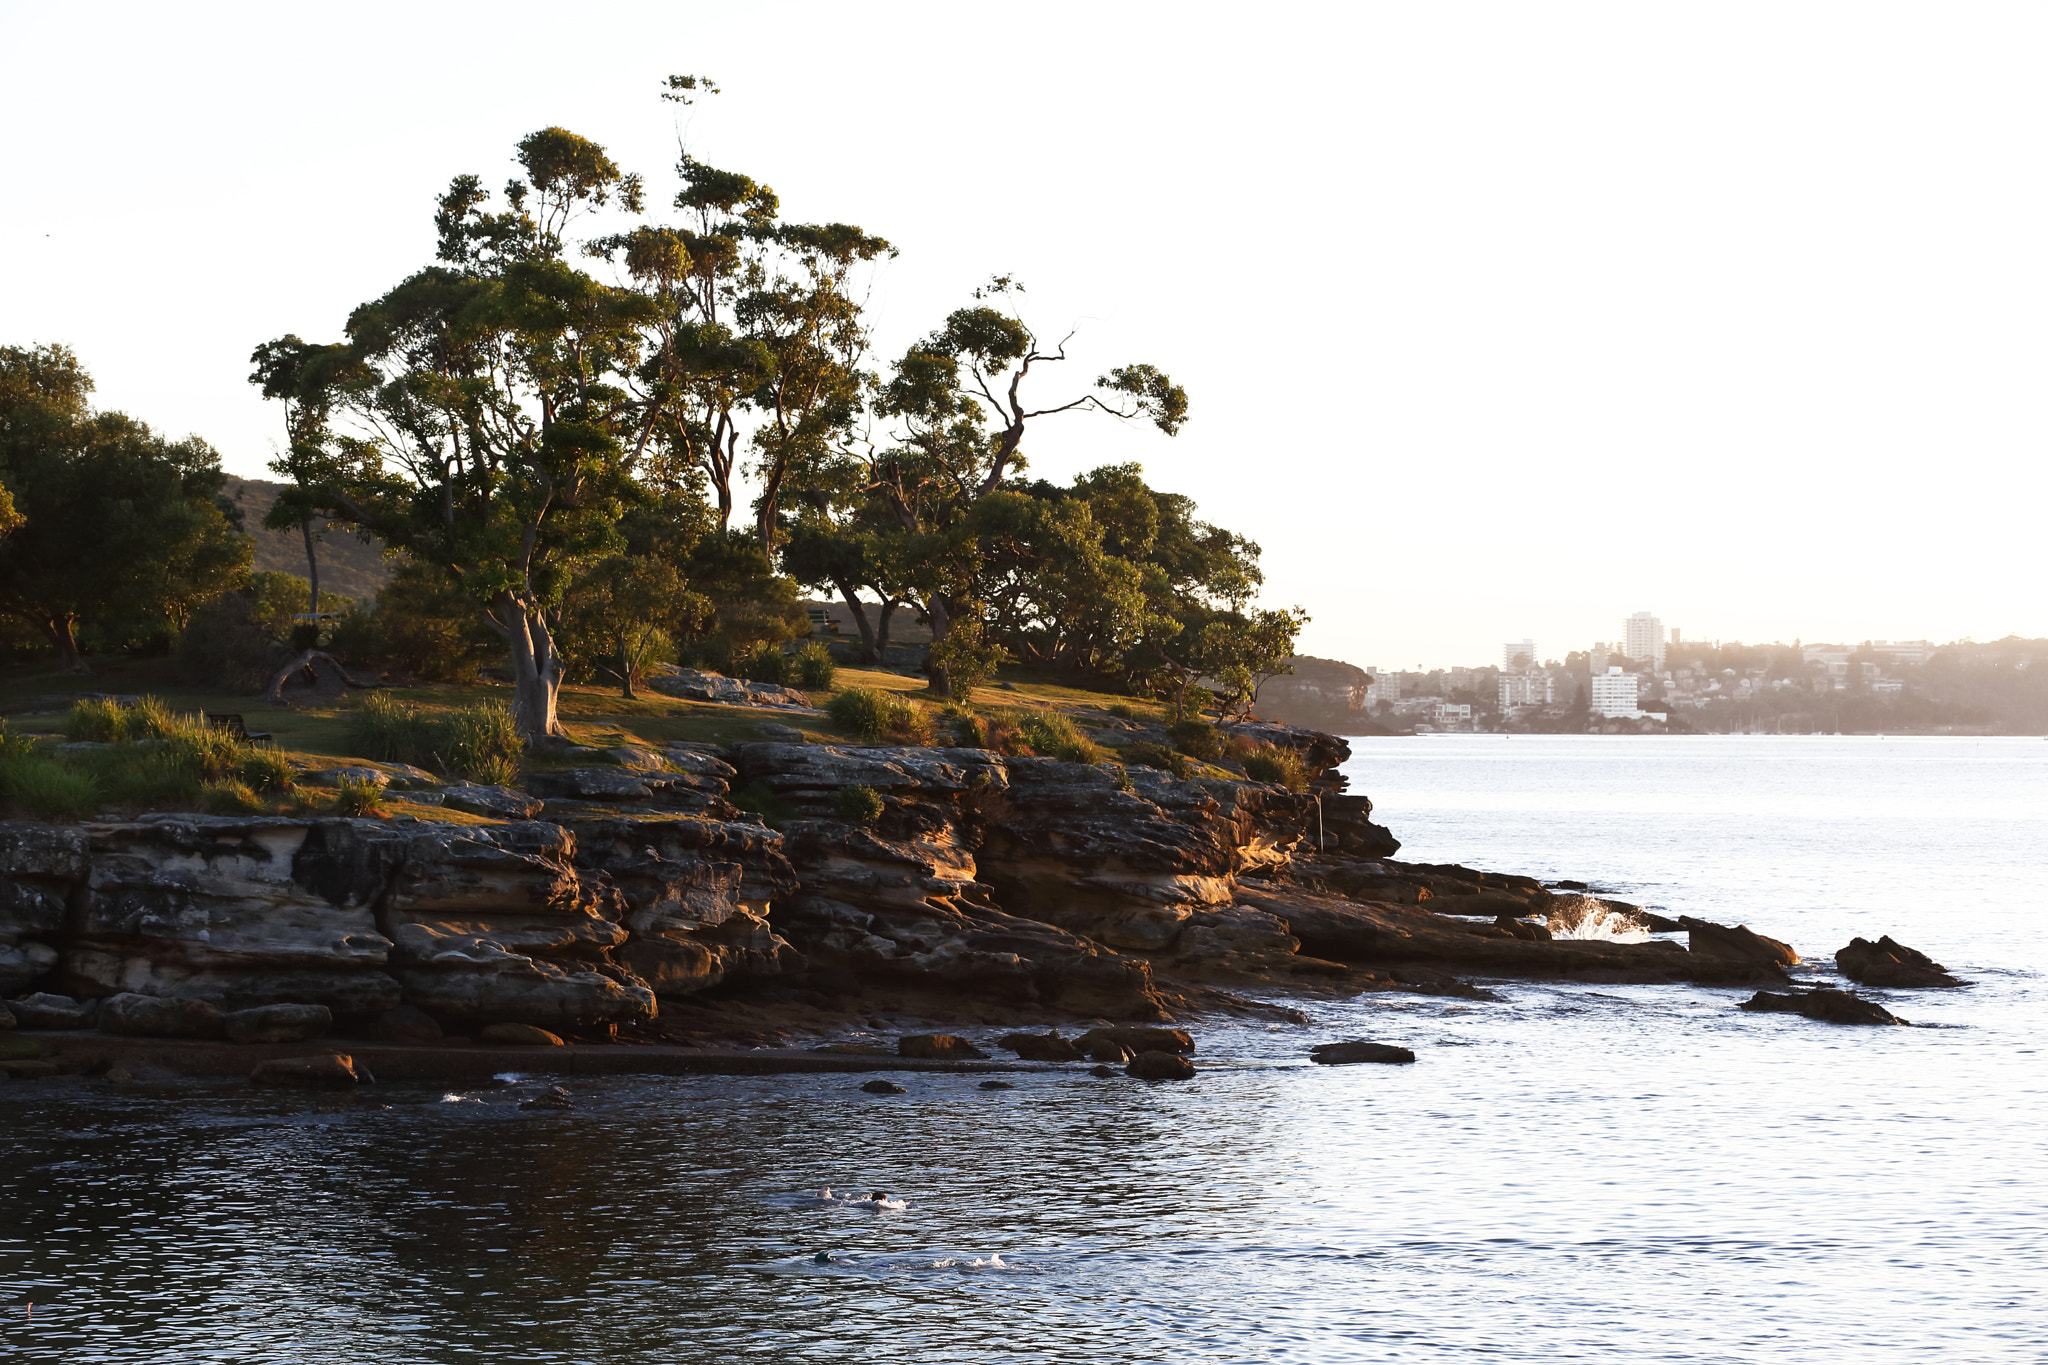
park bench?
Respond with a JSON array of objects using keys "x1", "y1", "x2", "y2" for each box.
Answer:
[{"x1": 205, "y1": 713, "x2": 274, "y2": 746}]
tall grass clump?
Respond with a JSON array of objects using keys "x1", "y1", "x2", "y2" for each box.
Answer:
[
  {"x1": 439, "y1": 703, "x2": 521, "y2": 784},
  {"x1": 831, "y1": 784, "x2": 885, "y2": 825},
  {"x1": 951, "y1": 712, "x2": 1029, "y2": 755},
  {"x1": 791, "y1": 642, "x2": 836, "y2": 690},
  {"x1": 237, "y1": 748, "x2": 298, "y2": 793},
  {"x1": 1235, "y1": 740, "x2": 1308, "y2": 790},
  {"x1": 1167, "y1": 719, "x2": 1226, "y2": 762},
  {"x1": 347, "y1": 692, "x2": 431, "y2": 764},
  {"x1": 0, "y1": 730, "x2": 101, "y2": 820},
  {"x1": 826, "y1": 687, "x2": 934, "y2": 744},
  {"x1": 1018, "y1": 711, "x2": 1105, "y2": 765},
  {"x1": 333, "y1": 776, "x2": 387, "y2": 818},
  {"x1": 66, "y1": 697, "x2": 130, "y2": 743},
  {"x1": 732, "y1": 641, "x2": 789, "y2": 685},
  {"x1": 1121, "y1": 741, "x2": 1192, "y2": 780}
]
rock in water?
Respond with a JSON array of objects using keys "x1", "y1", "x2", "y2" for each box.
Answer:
[
  {"x1": 370, "y1": 1005, "x2": 443, "y2": 1045},
  {"x1": 1739, "y1": 989, "x2": 1907, "y2": 1026},
  {"x1": 1311, "y1": 1041, "x2": 1417, "y2": 1065},
  {"x1": 1836, "y1": 936, "x2": 1964, "y2": 988},
  {"x1": 861, "y1": 1079, "x2": 908, "y2": 1094},
  {"x1": 898, "y1": 1033, "x2": 989, "y2": 1061},
  {"x1": 1125, "y1": 1050, "x2": 1197, "y2": 1080},
  {"x1": 1076, "y1": 1026, "x2": 1194, "y2": 1056},
  {"x1": 995, "y1": 1030, "x2": 1082, "y2": 1063},
  {"x1": 223, "y1": 1003, "x2": 332, "y2": 1044},
  {"x1": 479, "y1": 1023, "x2": 566, "y2": 1046},
  {"x1": 249, "y1": 1053, "x2": 372, "y2": 1087},
  {"x1": 978, "y1": 1080, "x2": 1015, "y2": 1090},
  {"x1": 99, "y1": 993, "x2": 227, "y2": 1039},
  {"x1": 7, "y1": 993, "x2": 93, "y2": 1029},
  {"x1": 520, "y1": 1085, "x2": 575, "y2": 1110},
  {"x1": 1681, "y1": 917, "x2": 1800, "y2": 968},
  {"x1": 1087, "y1": 1064, "x2": 1119, "y2": 1078}
]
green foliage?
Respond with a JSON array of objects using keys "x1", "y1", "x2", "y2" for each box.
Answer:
[
  {"x1": 355, "y1": 562, "x2": 497, "y2": 683},
  {"x1": 791, "y1": 641, "x2": 836, "y2": 690},
  {"x1": 236, "y1": 748, "x2": 298, "y2": 793},
  {"x1": 727, "y1": 781, "x2": 795, "y2": 826},
  {"x1": 0, "y1": 750, "x2": 100, "y2": 820},
  {"x1": 438, "y1": 703, "x2": 522, "y2": 785},
  {"x1": 1018, "y1": 711, "x2": 1105, "y2": 765},
  {"x1": 925, "y1": 612, "x2": 1006, "y2": 698},
  {"x1": 561, "y1": 552, "x2": 709, "y2": 698},
  {"x1": 1105, "y1": 702, "x2": 1152, "y2": 722},
  {"x1": 66, "y1": 697, "x2": 129, "y2": 743},
  {"x1": 825, "y1": 687, "x2": 933, "y2": 744},
  {"x1": 831, "y1": 784, "x2": 885, "y2": 825},
  {"x1": 332, "y1": 777, "x2": 386, "y2": 818},
  {"x1": 203, "y1": 779, "x2": 264, "y2": 815},
  {"x1": 347, "y1": 692, "x2": 429, "y2": 764},
  {"x1": 951, "y1": 712, "x2": 1029, "y2": 755},
  {"x1": 1167, "y1": 720, "x2": 1226, "y2": 762},
  {"x1": 1121, "y1": 742, "x2": 1192, "y2": 779},
  {"x1": 1236, "y1": 741, "x2": 1308, "y2": 791},
  {"x1": 175, "y1": 588, "x2": 275, "y2": 691},
  {"x1": 732, "y1": 640, "x2": 789, "y2": 685}
]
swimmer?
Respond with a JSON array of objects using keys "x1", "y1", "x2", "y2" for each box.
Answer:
[{"x1": 850, "y1": 1190, "x2": 908, "y2": 1211}]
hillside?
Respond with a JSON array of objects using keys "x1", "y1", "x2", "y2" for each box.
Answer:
[{"x1": 226, "y1": 478, "x2": 394, "y2": 603}]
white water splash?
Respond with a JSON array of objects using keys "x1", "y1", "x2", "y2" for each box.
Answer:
[{"x1": 1547, "y1": 894, "x2": 1652, "y2": 943}]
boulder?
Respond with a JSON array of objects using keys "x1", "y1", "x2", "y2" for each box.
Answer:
[
  {"x1": 644, "y1": 666, "x2": 813, "y2": 710},
  {"x1": 479, "y1": 1022, "x2": 565, "y2": 1046},
  {"x1": 1740, "y1": 988, "x2": 1906, "y2": 1026},
  {"x1": 249, "y1": 1052, "x2": 372, "y2": 1087},
  {"x1": 6, "y1": 992, "x2": 93, "y2": 1029},
  {"x1": 0, "y1": 823, "x2": 82, "y2": 996},
  {"x1": 525, "y1": 768, "x2": 654, "y2": 803},
  {"x1": 442, "y1": 785, "x2": 545, "y2": 820},
  {"x1": 753, "y1": 723, "x2": 806, "y2": 741},
  {"x1": 1076, "y1": 1026, "x2": 1194, "y2": 1056},
  {"x1": 308, "y1": 767, "x2": 392, "y2": 789},
  {"x1": 662, "y1": 750, "x2": 738, "y2": 779},
  {"x1": 1087, "y1": 1064, "x2": 1119, "y2": 1078},
  {"x1": 1836, "y1": 935, "x2": 1964, "y2": 988},
  {"x1": 1126, "y1": 1050, "x2": 1197, "y2": 1080},
  {"x1": 371, "y1": 1005, "x2": 443, "y2": 1044},
  {"x1": 861, "y1": 1079, "x2": 907, "y2": 1094},
  {"x1": 99, "y1": 992, "x2": 227, "y2": 1039},
  {"x1": 609, "y1": 747, "x2": 668, "y2": 771},
  {"x1": 979, "y1": 1080, "x2": 1015, "y2": 1090},
  {"x1": 1085, "y1": 1039, "x2": 1132, "y2": 1064},
  {"x1": 381, "y1": 765, "x2": 442, "y2": 790},
  {"x1": 223, "y1": 1003, "x2": 331, "y2": 1044},
  {"x1": 898, "y1": 1033, "x2": 989, "y2": 1061},
  {"x1": 996, "y1": 1030, "x2": 1083, "y2": 1062},
  {"x1": 1311, "y1": 1041, "x2": 1416, "y2": 1065},
  {"x1": 1681, "y1": 917, "x2": 1799, "y2": 969}
]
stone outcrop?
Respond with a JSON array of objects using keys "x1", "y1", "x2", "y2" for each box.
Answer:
[
  {"x1": 1836, "y1": 935, "x2": 1964, "y2": 988},
  {"x1": 1740, "y1": 988, "x2": 1906, "y2": 1026},
  {"x1": 0, "y1": 823, "x2": 84, "y2": 997},
  {"x1": 645, "y1": 666, "x2": 813, "y2": 710}
]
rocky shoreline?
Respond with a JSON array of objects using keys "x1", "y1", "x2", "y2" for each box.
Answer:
[{"x1": 1, "y1": 723, "x2": 1956, "y2": 1081}]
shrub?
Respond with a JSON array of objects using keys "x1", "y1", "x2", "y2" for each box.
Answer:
[
  {"x1": 175, "y1": 589, "x2": 275, "y2": 691},
  {"x1": 950, "y1": 712, "x2": 1028, "y2": 755},
  {"x1": 347, "y1": 692, "x2": 430, "y2": 764},
  {"x1": 1239, "y1": 743, "x2": 1308, "y2": 790},
  {"x1": 333, "y1": 777, "x2": 386, "y2": 818},
  {"x1": 828, "y1": 686, "x2": 933, "y2": 743},
  {"x1": 438, "y1": 703, "x2": 521, "y2": 785},
  {"x1": 1167, "y1": 719, "x2": 1226, "y2": 762},
  {"x1": 0, "y1": 749, "x2": 100, "y2": 820},
  {"x1": 1122, "y1": 742, "x2": 1192, "y2": 780},
  {"x1": 728, "y1": 780, "x2": 795, "y2": 826},
  {"x1": 124, "y1": 696, "x2": 176, "y2": 740},
  {"x1": 66, "y1": 697, "x2": 129, "y2": 743},
  {"x1": 237, "y1": 748, "x2": 298, "y2": 794},
  {"x1": 832, "y1": 784, "x2": 885, "y2": 825},
  {"x1": 1019, "y1": 712, "x2": 1105, "y2": 765},
  {"x1": 732, "y1": 641, "x2": 789, "y2": 686},
  {"x1": 202, "y1": 779, "x2": 264, "y2": 814},
  {"x1": 791, "y1": 641, "x2": 836, "y2": 690}
]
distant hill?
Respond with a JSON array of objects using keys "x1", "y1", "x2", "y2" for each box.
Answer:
[
  {"x1": 1255, "y1": 655, "x2": 1388, "y2": 734},
  {"x1": 226, "y1": 478, "x2": 393, "y2": 603}
]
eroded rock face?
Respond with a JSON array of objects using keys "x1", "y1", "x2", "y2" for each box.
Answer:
[
  {"x1": 0, "y1": 823, "x2": 87, "y2": 996},
  {"x1": 99, "y1": 992, "x2": 226, "y2": 1038}
]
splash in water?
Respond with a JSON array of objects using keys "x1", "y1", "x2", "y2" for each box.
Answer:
[{"x1": 1546, "y1": 894, "x2": 1652, "y2": 943}]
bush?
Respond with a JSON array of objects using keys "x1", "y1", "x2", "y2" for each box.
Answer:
[
  {"x1": 791, "y1": 641, "x2": 836, "y2": 690},
  {"x1": 438, "y1": 703, "x2": 521, "y2": 785},
  {"x1": 0, "y1": 749, "x2": 100, "y2": 820},
  {"x1": 1238, "y1": 743, "x2": 1308, "y2": 790},
  {"x1": 203, "y1": 779, "x2": 264, "y2": 814},
  {"x1": 237, "y1": 748, "x2": 298, "y2": 793},
  {"x1": 1122, "y1": 742, "x2": 1192, "y2": 780},
  {"x1": 951, "y1": 712, "x2": 1029, "y2": 755},
  {"x1": 832, "y1": 784, "x2": 885, "y2": 825},
  {"x1": 66, "y1": 697, "x2": 129, "y2": 743},
  {"x1": 827, "y1": 687, "x2": 932, "y2": 744},
  {"x1": 347, "y1": 692, "x2": 429, "y2": 764},
  {"x1": 1105, "y1": 702, "x2": 1155, "y2": 722},
  {"x1": 1018, "y1": 711, "x2": 1105, "y2": 765},
  {"x1": 731, "y1": 640, "x2": 789, "y2": 685},
  {"x1": 728, "y1": 780, "x2": 795, "y2": 826},
  {"x1": 1168, "y1": 719, "x2": 1226, "y2": 762},
  {"x1": 175, "y1": 589, "x2": 275, "y2": 691},
  {"x1": 333, "y1": 777, "x2": 386, "y2": 818}
]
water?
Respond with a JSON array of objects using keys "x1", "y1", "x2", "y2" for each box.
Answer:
[{"x1": 3, "y1": 736, "x2": 2044, "y2": 1362}]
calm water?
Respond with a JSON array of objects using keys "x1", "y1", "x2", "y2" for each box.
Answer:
[{"x1": 3, "y1": 736, "x2": 2044, "y2": 1363}]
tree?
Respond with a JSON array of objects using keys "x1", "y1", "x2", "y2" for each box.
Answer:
[
  {"x1": 0, "y1": 344, "x2": 249, "y2": 670},
  {"x1": 565, "y1": 554, "x2": 708, "y2": 698},
  {"x1": 865, "y1": 278, "x2": 1187, "y2": 694}
]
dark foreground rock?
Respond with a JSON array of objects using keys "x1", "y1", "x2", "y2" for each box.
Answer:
[
  {"x1": 1126, "y1": 1050, "x2": 1196, "y2": 1080},
  {"x1": 861, "y1": 1078, "x2": 907, "y2": 1094},
  {"x1": 1740, "y1": 989, "x2": 1907, "y2": 1026},
  {"x1": 898, "y1": 1033, "x2": 988, "y2": 1061},
  {"x1": 1311, "y1": 1041, "x2": 1416, "y2": 1065},
  {"x1": 997, "y1": 1029, "x2": 1083, "y2": 1062},
  {"x1": 223, "y1": 1003, "x2": 331, "y2": 1044},
  {"x1": 100, "y1": 992, "x2": 226, "y2": 1039},
  {"x1": 250, "y1": 1052, "x2": 372, "y2": 1087},
  {"x1": 7, "y1": 993, "x2": 93, "y2": 1029},
  {"x1": 1837, "y1": 936, "x2": 1965, "y2": 988}
]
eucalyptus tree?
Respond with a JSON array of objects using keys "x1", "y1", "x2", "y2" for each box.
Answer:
[{"x1": 864, "y1": 278, "x2": 1189, "y2": 694}]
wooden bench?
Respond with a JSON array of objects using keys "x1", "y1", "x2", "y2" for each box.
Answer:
[{"x1": 206, "y1": 713, "x2": 274, "y2": 746}]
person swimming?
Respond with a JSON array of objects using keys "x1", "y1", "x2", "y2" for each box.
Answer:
[{"x1": 849, "y1": 1191, "x2": 907, "y2": 1210}]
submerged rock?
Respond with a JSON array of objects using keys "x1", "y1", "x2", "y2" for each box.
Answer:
[
  {"x1": 250, "y1": 1052, "x2": 371, "y2": 1087},
  {"x1": 1087, "y1": 1064, "x2": 1119, "y2": 1078},
  {"x1": 1836, "y1": 936, "x2": 1964, "y2": 988},
  {"x1": 898, "y1": 1033, "x2": 988, "y2": 1061},
  {"x1": 861, "y1": 1079, "x2": 907, "y2": 1094},
  {"x1": 978, "y1": 1080, "x2": 1015, "y2": 1090},
  {"x1": 520, "y1": 1085, "x2": 575, "y2": 1110},
  {"x1": 1311, "y1": 1041, "x2": 1416, "y2": 1065},
  {"x1": 1740, "y1": 988, "x2": 1907, "y2": 1026}
]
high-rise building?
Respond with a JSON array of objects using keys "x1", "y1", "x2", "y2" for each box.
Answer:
[
  {"x1": 1499, "y1": 672, "x2": 1555, "y2": 708},
  {"x1": 1624, "y1": 611, "x2": 1665, "y2": 670},
  {"x1": 1590, "y1": 666, "x2": 1645, "y2": 719},
  {"x1": 1502, "y1": 639, "x2": 1538, "y2": 671}
]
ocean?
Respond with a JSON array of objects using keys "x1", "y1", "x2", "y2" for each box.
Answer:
[{"x1": 2, "y1": 735, "x2": 2043, "y2": 1362}]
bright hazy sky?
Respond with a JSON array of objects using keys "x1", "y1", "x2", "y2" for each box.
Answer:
[{"x1": 5, "y1": 3, "x2": 2043, "y2": 669}]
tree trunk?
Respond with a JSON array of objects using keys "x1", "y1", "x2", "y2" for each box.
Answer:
[
  {"x1": 923, "y1": 596, "x2": 953, "y2": 697},
  {"x1": 876, "y1": 598, "x2": 898, "y2": 660},
  {"x1": 40, "y1": 616, "x2": 85, "y2": 674},
  {"x1": 497, "y1": 590, "x2": 565, "y2": 741},
  {"x1": 831, "y1": 576, "x2": 878, "y2": 663},
  {"x1": 618, "y1": 640, "x2": 637, "y2": 700},
  {"x1": 299, "y1": 520, "x2": 321, "y2": 614}
]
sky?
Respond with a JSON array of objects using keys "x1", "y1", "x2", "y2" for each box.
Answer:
[{"x1": 4, "y1": 2, "x2": 2044, "y2": 669}]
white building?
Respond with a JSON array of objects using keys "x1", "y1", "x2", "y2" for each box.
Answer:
[
  {"x1": 1430, "y1": 702, "x2": 1473, "y2": 728},
  {"x1": 1499, "y1": 672, "x2": 1555, "y2": 708},
  {"x1": 1502, "y1": 638, "x2": 1538, "y2": 670},
  {"x1": 1589, "y1": 666, "x2": 1645, "y2": 719},
  {"x1": 1624, "y1": 612, "x2": 1665, "y2": 671},
  {"x1": 1868, "y1": 640, "x2": 1933, "y2": 666}
]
